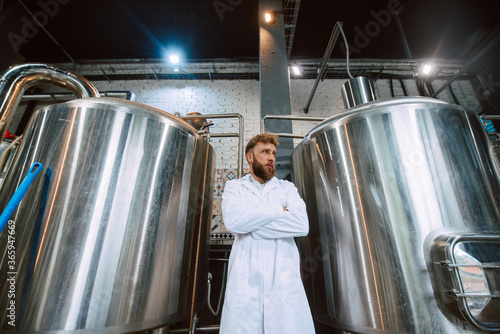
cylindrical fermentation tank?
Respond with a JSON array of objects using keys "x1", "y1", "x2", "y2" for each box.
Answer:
[
  {"x1": 293, "y1": 96, "x2": 500, "y2": 333},
  {"x1": 0, "y1": 64, "x2": 215, "y2": 333}
]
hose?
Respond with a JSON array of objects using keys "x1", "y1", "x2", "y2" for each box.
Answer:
[
  {"x1": 337, "y1": 21, "x2": 354, "y2": 79},
  {"x1": 207, "y1": 251, "x2": 229, "y2": 316}
]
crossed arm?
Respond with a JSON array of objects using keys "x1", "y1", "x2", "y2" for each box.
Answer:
[{"x1": 221, "y1": 181, "x2": 309, "y2": 239}]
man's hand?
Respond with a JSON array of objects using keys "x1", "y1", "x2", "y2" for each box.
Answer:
[{"x1": 282, "y1": 206, "x2": 288, "y2": 212}]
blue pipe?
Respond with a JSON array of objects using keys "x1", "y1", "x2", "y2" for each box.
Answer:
[{"x1": 0, "y1": 162, "x2": 43, "y2": 234}]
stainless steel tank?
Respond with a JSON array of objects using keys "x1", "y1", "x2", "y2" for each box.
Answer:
[
  {"x1": 292, "y1": 97, "x2": 500, "y2": 333},
  {"x1": 0, "y1": 97, "x2": 215, "y2": 333}
]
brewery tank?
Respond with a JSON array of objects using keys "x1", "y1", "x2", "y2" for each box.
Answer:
[
  {"x1": 292, "y1": 96, "x2": 500, "y2": 333},
  {"x1": 0, "y1": 65, "x2": 215, "y2": 333}
]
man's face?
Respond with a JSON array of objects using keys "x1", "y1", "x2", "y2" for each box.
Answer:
[{"x1": 247, "y1": 142, "x2": 277, "y2": 182}]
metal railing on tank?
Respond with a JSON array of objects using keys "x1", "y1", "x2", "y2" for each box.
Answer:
[
  {"x1": 260, "y1": 114, "x2": 327, "y2": 140},
  {"x1": 181, "y1": 113, "x2": 244, "y2": 179}
]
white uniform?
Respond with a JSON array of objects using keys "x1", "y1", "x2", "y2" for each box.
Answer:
[{"x1": 219, "y1": 174, "x2": 315, "y2": 334}]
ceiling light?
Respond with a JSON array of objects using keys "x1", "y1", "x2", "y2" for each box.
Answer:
[
  {"x1": 169, "y1": 54, "x2": 180, "y2": 64},
  {"x1": 422, "y1": 64, "x2": 432, "y2": 75},
  {"x1": 264, "y1": 11, "x2": 276, "y2": 24},
  {"x1": 292, "y1": 66, "x2": 301, "y2": 75}
]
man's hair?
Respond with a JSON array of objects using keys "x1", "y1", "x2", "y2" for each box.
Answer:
[{"x1": 245, "y1": 132, "x2": 279, "y2": 154}]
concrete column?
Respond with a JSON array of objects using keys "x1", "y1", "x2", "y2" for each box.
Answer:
[{"x1": 259, "y1": 0, "x2": 293, "y2": 180}]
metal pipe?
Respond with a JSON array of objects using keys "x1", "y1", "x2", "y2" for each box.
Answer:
[
  {"x1": 182, "y1": 113, "x2": 244, "y2": 178},
  {"x1": 209, "y1": 248, "x2": 232, "y2": 252},
  {"x1": 261, "y1": 114, "x2": 327, "y2": 138},
  {"x1": 207, "y1": 249, "x2": 229, "y2": 316},
  {"x1": 101, "y1": 90, "x2": 136, "y2": 101},
  {"x1": 21, "y1": 90, "x2": 136, "y2": 102},
  {"x1": 393, "y1": 11, "x2": 413, "y2": 59},
  {"x1": 432, "y1": 33, "x2": 500, "y2": 97},
  {"x1": 207, "y1": 133, "x2": 240, "y2": 138},
  {"x1": 266, "y1": 133, "x2": 305, "y2": 139},
  {"x1": 341, "y1": 76, "x2": 376, "y2": 108},
  {"x1": 262, "y1": 114, "x2": 327, "y2": 122},
  {"x1": 482, "y1": 115, "x2": 500, "y2": 120},
  {"x1": 0, "y1": 63, "x2": 99, "y2": 139},
  {"x1": 167, "y1": 326, "x2": 220, "y2": 333},
  {"x1": 261, "y1": 114, "x2": 326, "y2": 129},
  {"x1": 303, "y1": 22, "x2": 341, "y2": 113},
  {"x1": 16, "y1": 0, "x2": 75, "y2": 63}
]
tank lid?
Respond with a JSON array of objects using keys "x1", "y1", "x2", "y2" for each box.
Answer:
[
  {"x1": 46, "y1": 97, "x2": 201, "y2": 136},
  {"x1": 303, "y1": 96, "x2": 452, "y2": 141}
]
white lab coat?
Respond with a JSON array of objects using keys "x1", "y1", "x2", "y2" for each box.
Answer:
[{"x1": 219, "y1": 174, "x2": 315, "y2": 334}]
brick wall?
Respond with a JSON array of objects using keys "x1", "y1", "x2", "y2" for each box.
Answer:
[{"x1": 11, "y1": 75, "x2": 480, "y2": 172}]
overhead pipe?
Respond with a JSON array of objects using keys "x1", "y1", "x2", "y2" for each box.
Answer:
[
  {"x1": 17, "y1": 0, "x2": 75, "y2": 63},
  {"x1": 0, "y1": 63, "x2": 99, "y2": 140},
  {"x1": 393, "y1": 12, "x2": 413, "y2": 60},
  {"x1": 303, "y1": 22, "x2": 342, "y2": 114}
]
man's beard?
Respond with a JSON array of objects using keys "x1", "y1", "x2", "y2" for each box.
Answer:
[{"x1": 253, "y1": 160, "x2": 275, "y2": 182}]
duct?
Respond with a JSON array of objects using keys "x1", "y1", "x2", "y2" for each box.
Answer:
[{"x1": 0, "y1": 63, "x2": 100, "y2": 140}]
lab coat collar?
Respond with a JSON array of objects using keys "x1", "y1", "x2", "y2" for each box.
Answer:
[{"x1": 241, "y1": 174, "x2": 279, "y2": 197}]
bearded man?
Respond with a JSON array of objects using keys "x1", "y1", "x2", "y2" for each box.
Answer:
[{"x1": 219, "y1": 133, "x2": 315, "y2": 334}]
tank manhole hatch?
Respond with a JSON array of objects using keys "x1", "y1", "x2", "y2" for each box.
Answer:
[{"x1": 428, "y1": 233, "x2": 500, "y2": 332}]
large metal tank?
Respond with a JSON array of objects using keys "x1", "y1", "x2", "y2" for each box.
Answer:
[
  {"x1": 293, "y1": 96, "x2": 500, "y2": 333},
  {"x1": 0, "y1": 96, "x2": 215, "y2": 333}
]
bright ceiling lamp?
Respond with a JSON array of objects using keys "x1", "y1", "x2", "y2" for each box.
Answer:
[
  {"x1": 292, "y1": 65, "x2": 301, "y2": 75},
  {"x1": 421, "y1": 64, "x2": 432, "y2": 75},
  {"x1": 169, "y1": 54, "x2": 180, "y2": 64},
  {"x1": 264, "y1": 11, "x2": 276, "y2": 24}
]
